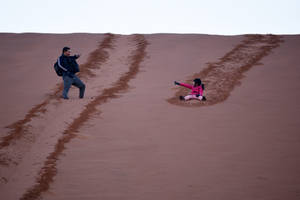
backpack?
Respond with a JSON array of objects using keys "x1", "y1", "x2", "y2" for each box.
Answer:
[{"x1": 53, "y1": 58, "x2": 67, "y2": 77}]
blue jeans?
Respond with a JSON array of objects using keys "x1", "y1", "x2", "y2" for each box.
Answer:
[{"x1": 62, "y1": 74, "x2": 85, "y2": 99}]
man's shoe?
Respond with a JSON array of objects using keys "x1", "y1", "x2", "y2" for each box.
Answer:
[
  {"x1": 61, "y1": 95, "x2": 69, "y2": 100},
  {"x1": 202, "y1": 96, "x2": 206, "y2": 101}
]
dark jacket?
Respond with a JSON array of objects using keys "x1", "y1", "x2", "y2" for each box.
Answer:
[{"x1": 59, "y1": 54, "x2": 80, "y2": 75}]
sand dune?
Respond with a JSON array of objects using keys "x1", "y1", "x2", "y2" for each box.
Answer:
[{"x1": 0, "y1": 33, "x2": 300, "y2": 200}]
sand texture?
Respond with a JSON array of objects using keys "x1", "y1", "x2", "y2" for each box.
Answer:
[{"x1": 0, "y1": 33, "x2": 300, "y2": 200}]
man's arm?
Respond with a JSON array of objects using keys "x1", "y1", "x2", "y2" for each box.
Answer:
[
  {"x1": 70, "y1": 56, "x2": 80, "y2": 73},
  {"x1": 72, "y1": 54, "x2": 81, "y2": 59},
  {"x1": 57, "y1": 56, "x2": 67, "y2": 71}
]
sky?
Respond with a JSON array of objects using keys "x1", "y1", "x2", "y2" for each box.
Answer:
[{"x1": 0, "y1": 0, "x2": 299, "y2": 35}]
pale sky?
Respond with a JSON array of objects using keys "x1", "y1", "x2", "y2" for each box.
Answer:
[{"x1": 0, "y1": 0, "x2": 299, "y2": 35}]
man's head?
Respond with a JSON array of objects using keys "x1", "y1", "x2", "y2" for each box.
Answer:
[{"x1": 62, "y1": 47, "x2": 71, "y2": 56}]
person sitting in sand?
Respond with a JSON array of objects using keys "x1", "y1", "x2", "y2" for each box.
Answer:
[{"x1": 174, "y1": 78, "x2": 206, "y2": 101}]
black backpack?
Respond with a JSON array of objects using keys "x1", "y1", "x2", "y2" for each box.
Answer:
[{"x1": 53, "y1": 58, "x2": 67, "y2": 77}]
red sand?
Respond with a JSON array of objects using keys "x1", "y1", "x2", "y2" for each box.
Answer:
[{"x1": 0, "y1": 33, "x2": 300, "y2": 200}]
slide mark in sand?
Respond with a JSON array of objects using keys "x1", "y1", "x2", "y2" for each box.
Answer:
[
  {"x1": 0, "y1": 33, "x2": 115, "y2": 150},
  {"x1": 167, "y1": 34, "x2": 283, "y2": 107},
  {"x1": 20, "y1": 35, "x2": 148, "y2": 200}
]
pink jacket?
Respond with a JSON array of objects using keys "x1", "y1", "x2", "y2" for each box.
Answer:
[{"x1": 180, "y1": 83, "x2": 203, "y2": 96}]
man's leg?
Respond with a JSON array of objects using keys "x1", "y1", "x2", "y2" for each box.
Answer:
[
  {"x1": 72, "y1": 75, "x2": 86, "y2": 98},
  {"x1": 62, "y1": 75, "x2": 73, "y2": 99}
]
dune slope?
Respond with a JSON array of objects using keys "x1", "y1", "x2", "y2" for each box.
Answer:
[{"x1": 0, "y1": 33, "x2": 300, "y2": 200}]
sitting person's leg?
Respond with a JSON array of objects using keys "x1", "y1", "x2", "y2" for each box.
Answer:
[
  {"x1": 180, "y1": 94, "x2": 206, "y2": 101},
  {"x1": 197, "y1": 95, "x2": 204, "y2": 100},
  {"x1": 184, "y1": 95, "x2": 195, "y2": 100}
]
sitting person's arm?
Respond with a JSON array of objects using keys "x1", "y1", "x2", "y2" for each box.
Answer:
[{"x1": 174, "y1": 81, "x2": 193, "y2": 89}]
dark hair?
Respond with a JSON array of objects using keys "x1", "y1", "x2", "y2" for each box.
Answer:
[
  {"x1": 62, "y1": 47, "x2": 70, "y2": 53},
  {"x1": 193, "y1": 78, "x2": 202, "y2": 86}
]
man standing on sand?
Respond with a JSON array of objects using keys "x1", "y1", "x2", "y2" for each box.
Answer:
[{"x1": 58, "y1": 47, "x2": 85, "y2": 99}]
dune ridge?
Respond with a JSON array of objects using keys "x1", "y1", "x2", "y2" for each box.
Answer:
[{"x1": 1, "y1": 33, "x2": 299, "y2": 200}]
